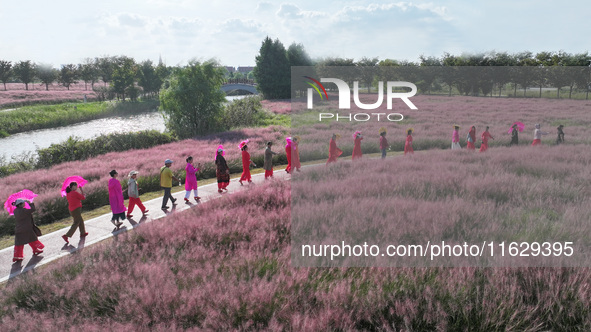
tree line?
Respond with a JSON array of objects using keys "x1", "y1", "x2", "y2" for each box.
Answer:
[
  {"x1": 0, "y1": 56, "x2": 171, "y2": 101},
  {"x1": 252, "y1": 38, "x2": 591, "y2": 99}
]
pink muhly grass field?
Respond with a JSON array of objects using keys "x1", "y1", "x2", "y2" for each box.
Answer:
[
  {"x1": 280, "y1": 94, "x2": 591, "y2": 162},
  {"x1": 0, "y1": 82, "x2": 98, "y2": 108},
  {"x1": 0, "y1": 180, "x2": 590, "y2": 330}
]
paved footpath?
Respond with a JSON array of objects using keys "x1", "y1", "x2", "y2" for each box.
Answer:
[{"x1": 1, "y1": 170, "x2": 290, "y2": 283}]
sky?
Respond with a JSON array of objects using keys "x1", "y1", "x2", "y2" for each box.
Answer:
[{"x1": 0, "y1": 0, "x2": 589, "y2": 67}]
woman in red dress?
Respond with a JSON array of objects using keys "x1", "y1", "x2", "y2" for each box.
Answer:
[
  {"x1": 285, "y1": 137, "x2": 292, "y2": 174},
  {"x1": 238, "y1": 140, "x2": 255, "y2": 185},
  {"x1": 466, "y1": 126, "x2": 476, "y2": 150},
  {"x1": 404, "y1": 128, "x2": 414, "y2": 155},
  {"x1": 326, "y1": 134, "x2": 343, "y2": 164},
  {"x1": 352, "y1": 131, "x2": 363, "y2": 160},
  {"x1": 479, "y1": 126, "x2": 494, "y2": 152}
]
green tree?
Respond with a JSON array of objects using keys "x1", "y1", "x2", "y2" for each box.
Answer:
[
  {"x1": 0, "y1": 60, "x2": 13, "y2": 91},
  {"x1": 159, "y1": 60, "x2": 226, "y2": 138},
  {"x1": 58, "y1": 64, "x2": 78, "y2": 90},
  {"x1": 137, "y1": 59, "x2": 161, "y2": 98},
  {"x1": 79, "y1": 58, "x2": 99, "y2": 90},
  {"x1": 13, "y1": 60, "x2": 35, "y2": 90},
  {"x1": 356, "y1": 56, "x2": 379, "y2": 93},
  {"x1": 287, "y1": 42, "x2": 313, "y2": 67},
  {"x1": 112, "y1": 56, "x2": 137, "y2": 101},
  {"x1": 97, "y1": 56, "x2": 115, "y2": 87},
  {"x1": 253, "y1": 36, "x2": 290, "y2": 99},
  {"x1": 36, "y1": 63, "x2": 57, "y2": 91}
]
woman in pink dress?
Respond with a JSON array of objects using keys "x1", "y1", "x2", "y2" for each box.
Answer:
[
  {"x1": 108, "y1": 169, "x2": 126, "y2": 229},
  {"x1": 451, "y1": 125, "x2": 461, "y2": 149},
  {"x1": 184, "y1": 156, "x2": 201, "y2": 203},
  {"x1": 479, "y1": 126, "x2": 494, "y2": 152},
  {"x1": 352, "y1": 131, "x2": 363, "y2": 160},
  {"x1": 404, "y1": 128, "x2": 414, "y2": 155}
]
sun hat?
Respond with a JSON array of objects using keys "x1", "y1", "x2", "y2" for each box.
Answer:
[
  {"x1": 128, "y1": 170, "x2": 139, "y2": 177},
  {"x1": 13, "y1": 198, "x2": 26, "y2": 206},
  {"x1": 165, "y1": 159, "x2": 173, "y2": 164}
]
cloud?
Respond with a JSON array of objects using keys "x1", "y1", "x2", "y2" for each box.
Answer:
[{"x1": 256, "y1": 1, "x2": 274, "y2": 13}]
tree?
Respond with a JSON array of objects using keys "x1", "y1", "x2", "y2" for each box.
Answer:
[
  {"x1": 137, "y1": 59, "x2": 162, "y2": 98},
  {"x1": 96, "y1": 56, "x2": 115, "y2": 87},
  {"x1": 58, "y1": 64, "x2": 78, "y2": 90},
  {"x1": 78, "y1": 58, "x2": 99, "y2": 90},
  {"x1": 356, "y1": 56, "x2": 379, "y2": 93},
  {"x1": 13, "y1": 60, "x2": 35, "y2": 90},
  {"x1": 112, "y1": 56, "x2": 137, "y2": 101},
  {"x1": 159, "y1": 60, "x2": 226, "y2": 138},
  {"x1": 287, "y1": 42, "x2": 313, "y2": 67},
  {"x1": 36, "y1": 63, "x2": 57, "y2": 91},
  {"x1": 0, "y1": 60, "x2": 12, "y2": 91},
  {"x1": 253, "y1": 36, "x2": 291, "y2": 99}
]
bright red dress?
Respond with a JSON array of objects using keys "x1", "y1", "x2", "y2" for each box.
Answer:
[
  {"x1": 326, "y1": 138, "x2": 343, "y2": 164},
  {"x1": 292, "y1": 142, "x2": 301, "y2": 171},
  {"x1": 285, "y1": 144, "x2": 292, "y2": 173},
  {"x1": 240, "y1": 150, "x2": 252, "y2": 182},
  {"x1": 466, "y1": 129, "x2": 476, "y2": 150},
  {"x1": 404, "y1": 135, "x2": 414, "y2": 155},
  {"x1": 479, "y1": 131, "x2": 492, "y2": 152},
  {"x1": 352, "y1": 136, "x2": 363, "y2": 160}
]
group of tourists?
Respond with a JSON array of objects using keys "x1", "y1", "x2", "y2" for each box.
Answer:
[{"x1": 10, "y1": 122, "x2": 567, "y2": 263}]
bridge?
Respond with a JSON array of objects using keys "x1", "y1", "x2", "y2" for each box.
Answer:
[{"x1": 221, "y1": 79, "x2": 258, "y2": 95}]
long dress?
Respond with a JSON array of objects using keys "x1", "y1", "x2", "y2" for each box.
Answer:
[
  {"x1": 285, "y1": 142, "x2": 292, "y2": 173},
  {"x1": 292, "y1": 142, "x2": 301, "y2": 171},
  {"x1": 326, "y1": 138, "x2": 343, "y2": 164},
  {"x1": 108, "y1": 177, "x2": 126, "y2": 221},
  {"x1": 510, "y1": 128, "x2": 519, "y2": 146},
  {"x1": 479, "y1": 131, "x2": 492, "y2": 152},
  {"x1": 404, "y1": 135, "x2": 414, "y2": 155},
  {"x1": 216, "y1": 154, "x2": 230, "y2": 189},
  {"x1": 451, "y1": 129, "x2": 461, "y2": 149},
  {"x1": 185, "y1": 162, "x2": 199, "y2": 191},
  {"x1": 466, "y1": 129, "x2": 476, "y2": 150},
  {"x1": 240, "y1": 150, "x2": 252, "y2": 182},
  {"x1": 352, "y1": 136, "x2": 363, "y2": 160}
]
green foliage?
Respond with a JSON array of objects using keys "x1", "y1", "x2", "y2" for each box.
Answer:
[
  {"x1": 137, "y1": 59, "x2": 163, "y2": 97},
  {"x1": 13, "y1": 60, "x2": 35, "y2": 90},
  {"x1": 78, "y1": 58, "x2": 100, "y2": 90},
  {"x1": 35, "y1": 63, "x2": 57, "y2": 91},
  {"x1": 253, "y1": 37, "x2": 291, "y2": 99},
  {"x1": 36, "y1": 130, "x2": 177, "y2": 168},
  {"x1": 58, "y1": 64, "x2": 78, "y2": 90},
  {"x1": 0, "y1": 60, "x2": 12, "y2": 90},
  {"x1": 159, "y1": 60, "x2": 226, "y2": 138},
  {"x1": 112, "y1": 56, "x2": 137, "y2": 101}
]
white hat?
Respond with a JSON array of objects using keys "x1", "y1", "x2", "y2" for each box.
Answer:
[{"x1": 128, "y1": 170, "x2": 139, "y2": 177}]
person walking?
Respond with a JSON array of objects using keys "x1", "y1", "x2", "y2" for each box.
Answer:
[
  {"x1": 379, "y1": 127, "x2": 389, "y2": 159},
  {"x1": 62, "y1": 182, "x2": 87, "y2": 243},
  {"x1": 479, "y1": 126, "x2": 494, "y2": 152},
  {"x1": 215, "y1": 145, "x2": 230, "y2": 192},
  {"x1": 451, "y1": 125, "x2": 461, "y2": 150},
  {"x1": 532, "y1": 124, "x2": 549, "y2": 146},
  {"x1": 327, "y1": 134, "x2": 343, "y2": 164},
  {"x1": 239, "y1": 141, "x2": 256, "y2": 185},
  {"x1": 466, "y1": 126, "x2": 476, "y2": 150},
  {"x1": 264, "y1": 141, "x2": 277, "y2": 179},
  {"x1": 285, "y1": 137, "x2": 293, "y2": 174},
  {"x1": 352, "y1": 131, "x2": 363, "y2": 160},
  {"x1": 12, "y1": 199, "x2": 44, "y2": 262},
  {"x1": 184, "y1": 156, "x2": 201, "y2": 202},
  {"x1": 108, "y1": 170, "x2": 126, "y2": 228},
  {"x1": 510, "y1": 124, "x2": 519, "y2": 146},
  {"x1": 292, "y1": 136, "x2": 301, "y2": 172},
  {"x1": 556, "y1": 125, "x2": 565, "y2": 145},
  {"x1": 404, "y1": 128, "x2": 414, "y2": 155},
  {"x1": 127, "y1": 170, "x2": 148, "y2": 218},
  {"x1": 161, "y1": 159, "x2": 179, "y2": 209}
]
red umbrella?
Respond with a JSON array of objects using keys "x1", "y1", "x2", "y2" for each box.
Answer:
[
  {"x1": 61, "y1": 176, "x2": 88, "y2": 197},
  {"x1": 508, "y1": 121, "x2": 525, "y2": 134},
  {"x1": 4, "y1": 189, "x2": 38, "y2": 215}
]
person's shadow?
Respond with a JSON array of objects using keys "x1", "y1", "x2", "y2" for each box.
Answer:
[
  {"x1": 162, "y1": 204, "x2": 177, "y2": 215},
  {"x1": 8, "y1": 254, "x2": 44, "y2": 282}
]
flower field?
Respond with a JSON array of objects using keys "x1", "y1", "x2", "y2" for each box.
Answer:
[
  {"x1": 0, "y1": 179, "x2": 589, "y2": 330},
  {"x1": 0, "y1": 82, "x2": 98, "y2": 109}
]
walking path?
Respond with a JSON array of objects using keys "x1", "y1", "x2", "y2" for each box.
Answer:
[{"x1": 1, "y1": 170, "x2": 290, "y2": 283}]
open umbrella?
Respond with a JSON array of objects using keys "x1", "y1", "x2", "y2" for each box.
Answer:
[
  {"x1": 508, "y1": 121, "x2": 525, "y2": 134},
  {"x1": 61, "y1": 176, "x2": 88, "y2": 197},
  {"x1": 4, "y1": 189, "x2": 37, "y2": 215}
]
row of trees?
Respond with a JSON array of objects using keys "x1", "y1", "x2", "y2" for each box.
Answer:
[
  {"x1": 0, "y1": 57, "x2": 171, "y2": 101},
  {"x1": 251, "y1": 37, "x2": 591, "y2": 99}
]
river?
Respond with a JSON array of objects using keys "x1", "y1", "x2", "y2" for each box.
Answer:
[{"x1": 0, "y1": 95, "x2": 250, "y2": 161}]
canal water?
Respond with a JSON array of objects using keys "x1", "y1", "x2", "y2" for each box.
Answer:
[{"x1": 0, "y1": 95, "x2": 250, "y2": 161}]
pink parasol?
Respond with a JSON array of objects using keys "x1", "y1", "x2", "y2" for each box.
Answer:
[
  {"x1": 238, "y1": 139, "x2": 249, "y2": 150},
  {"x1": 215, "y1": 144, "x2": 225, "y2": 161},
  {"x1": 508, "y1": 122, "x2": 525, "y2": 134},
  {"x1": 352, "y1": 130, "x2": 362, "y2": 139},
  {"x1": 4, "y1": 189, "x2": 38, "y2": 215},
  {"x1": 61, "y1": 176, "x2": 88, "y2": 197},
  {"x1": 285, "y1": 137, "x2": 292, "y2": 147}
]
